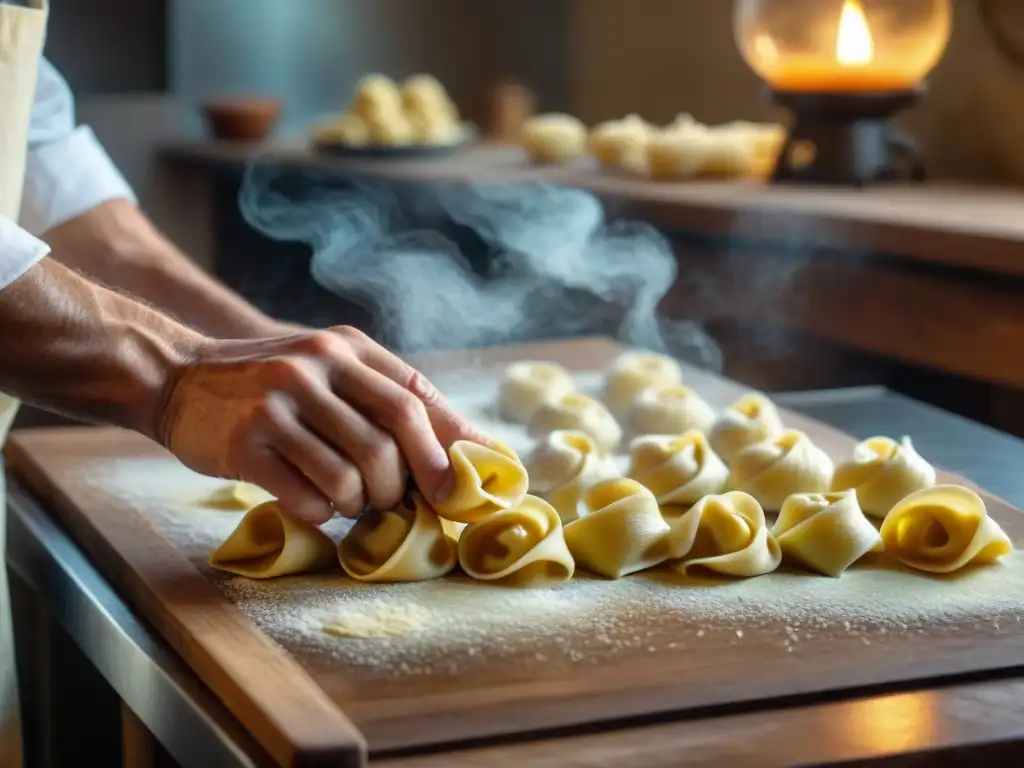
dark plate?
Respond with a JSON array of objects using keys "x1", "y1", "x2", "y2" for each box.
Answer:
[{"x1": 312, "y1": 122, "x2": 476, "y2": 160}]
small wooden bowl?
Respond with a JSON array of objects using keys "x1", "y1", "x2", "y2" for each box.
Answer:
[{"x1": 201, "y1": 98, "x2": 282, "y2": 142}]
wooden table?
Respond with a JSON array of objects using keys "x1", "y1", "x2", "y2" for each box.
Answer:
[{"x1": 7, "y1": 337, "x2": 1024, "y2": 767}]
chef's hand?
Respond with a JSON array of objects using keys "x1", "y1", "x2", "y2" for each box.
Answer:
[{"x1": 156, "y1": 326, "x2": 488, "y2": 524}]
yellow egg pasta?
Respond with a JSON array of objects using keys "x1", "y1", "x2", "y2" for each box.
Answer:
[
  {"x1": 338, "y1": 491, "x2": 457, "y2": 582},
  {"x1": 628, "y1": 384, "x2": 716, "y2": 437},
  {"x1": 521, "y1": 113, "x2": 587, "y2": 164},
  {"x1": 433, "y1": 440, "x2": 529, "y2": 525},
  {"x1": 497, "y1": 360, "x2": 575, "y2": 424},
  {"x1": 458, "y1": 495, "x2": 574, "y2": 588},
  {"x1": 563, "y1": 478, "x2": 672, "y2": 579},
  {"x1": 528, "y1": 392, "x2": 622, "y2": 453},
  {"x1": 708, "y1": 392, "x2": 784, "y2": 464},
  {"x1": 667, "y1": 491, "x2": 782, "y2": 578},
  {"x1": 525, "y1": 430, "x2": 621, "y2": 523},
  {"x1": 627, "y1": 430, "x2": 728, "y2": 510},
  {"x1": 198, "y1": 481, "x2": 272, "y2": 511},
  {"x1": 880, "y1": 485, "x2": 1013, "y2": 574},
  {"x1": 209, "y1": 500, "x2": 336, "y2": 579},
  {"x1": 832, "y1": 436, "x2": 937, "y2": 519},
  {"x1": 601, "y1": 350, "x2": 683, "y2": 420},
  {"x1": 771, "y1": 491, "x2": 881, "y2": 578},
  {"x1": 728, "y1": 430, "x2": 834, "y2": 512}
]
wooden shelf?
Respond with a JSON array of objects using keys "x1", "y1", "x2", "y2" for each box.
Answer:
[{"x1": 160, "y1": 140, "x2": 1024, "y2": 277}]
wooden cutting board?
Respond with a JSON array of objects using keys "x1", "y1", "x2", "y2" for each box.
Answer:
[{"x1": 8, "y1": 337, "x2": 1024, "y2": 768}]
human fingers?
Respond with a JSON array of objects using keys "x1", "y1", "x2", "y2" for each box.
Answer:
[
  {"x1": 241, "y1": 445, "x2": 335, "y2": 525},
  {"x1": 292, "y1": 377, "x2": 407, "y2": 512},
  {"x1": 258, "y1": 392, "x2": 367, "y2": 518}
]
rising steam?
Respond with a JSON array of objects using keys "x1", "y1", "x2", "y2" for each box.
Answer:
[{"x1": 238, "y1": 162, "x2": 723, "y2": 372}]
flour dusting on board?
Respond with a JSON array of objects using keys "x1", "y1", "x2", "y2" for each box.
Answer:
[{"x1": 77, "y1": 369, "x2": 1024, "y2": 679}]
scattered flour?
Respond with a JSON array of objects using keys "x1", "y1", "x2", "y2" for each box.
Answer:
[{"x1": 70, "y1": 369, "x2": 1024, "y2": 682}]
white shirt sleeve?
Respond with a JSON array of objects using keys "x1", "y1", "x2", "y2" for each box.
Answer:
[
  {"x1": 0, "y1": 216, "x2": 50, "y2": 290},
  {"x1": 19, "y1": 58, "x2": 136, "y2": 236}
]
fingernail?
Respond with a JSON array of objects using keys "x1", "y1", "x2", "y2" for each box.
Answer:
[{"x1": 433, "y1": 474, "x2": 454, "y2": 504}]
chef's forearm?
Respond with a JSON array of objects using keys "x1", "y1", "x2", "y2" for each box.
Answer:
[
  {"x1": 0, "y1": 258, "x2": 203, "y2": 440},
  {"x1": 43, "y1": 199, "x2": 282, "y2": 339}
]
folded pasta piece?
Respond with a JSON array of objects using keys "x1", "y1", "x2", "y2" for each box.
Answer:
[
  {"x1": 708, "y1": 392, "x2": 784, "y2": 464},
  {"x1": 832, "y1": 436, "x2": 937, "y2": 519},
  {"x1": 497, "y1": 360, "x2": 575, "y2": 424},
  {"x1": 771, "y1": 491, "x2": 881, "y2": 578},
  {"x1": 667, "y1": 491, "x2": 782, "y2": 578},
  {"x1": 880, "y1": 485, "x2": 1013, "y2": 574},
  {"x1": 563, "y1": 478, "x2": 671, "y2": 579},
  {"x1": 458, "y1": 495, "x2": 575, "y2": 588},
  {"x1": 628, "y1": 384, "x2": 716, "y2": 437},
  {"x1": 728, "y1": 430, "x2": 834, "y2": 512},
  {"x1": 199, "y1": 481, "x2": 272, "y2": 511},
  {"x1": 439, "y1": 518, "x2": 467, "y2": 541},
  {"x1": 433, "y1": 440, "x2": 529, "y2": 524},
  {"x1": 339, "y1": 490, "x2": 458, "y2": 582},
  {"x1": 601, "y1": 350, "x2": 683, "y2": 420},
  {"x1": 528, "y1": 392, "x2": 622, "y2": 453},
  {"x1": 627, "y1": 430, "x2": 728, "y2": 510},
  {"x1": 525, "y1": 430, "x2": 621, "y2": 523},
  {"x1": 209, "y1": 500, "x2": 336, "y2": 579}
]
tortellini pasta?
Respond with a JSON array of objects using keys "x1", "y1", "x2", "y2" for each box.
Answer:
[
  {"x1": 647, "y1": 124, "x2": 714, "y2": 180},
  {"x1": 728, "y1": 430, "x2": 834, "y2": 512},
  {"x1": 457, "y1": 495, "x2": 574, "y2": 588},
  {"x1": 528, "y1": 392, "x2": 622, "y2": 453},
  {"x1": 433, "y1": 440, "x2": 529, "y2": 525},
  {"x1": 628, "y1": 384, "x2": 716, "y2": 437},
  {"x1": 525, "y1": 430, "x2": 621, "y2": 523},
  {"x1": 497, "y1": 360, "x2": 575, "y2": 424},
  {"x1": 521, "y1": 113, "x2": 587, "y2": 164},
  {"x1": 209, "y1": 500, "x2": 336, "y2": 579},
  {"x1": 667, "y1": 491, "x2": 782, "y2": 578},
  {"x1": 311, "y1": 112, "x2": 371, "y2": 147},
  {"x1": 832, "y1": 436, "x2": 937, "y2": 519},
  {"x1": 338, "y1": 491, "x2": 457, "y2": 582},
  {"x1": 199, "y1": 481, "x2": 272, "y2": 511},
  {"x1": 365, "y1": 110, "x2": 416, "y2": 147},
  {"x1": 880, "y1": 485, "x2": 1013, "y2": 574},
  {"x1": 602, "y1": 351, "x2": 683, "y2": 420},
  {"x1": 708, "y1": 392, "x2": 785, "y2": 464},
  {"x1": 352, "y1": 74, "x2": 404, "y2": 122},
  {"x1": 563, "y1": 478, "x2": 671, "y2": 579},
  {"x1": 627, "y1": 430, "x2": 728, "y2": 511},
  {"x1": 771, "y1": 491, "x2": 882, "y2": 578},
  {"x1": 587, "y1": 114, "x2": 653, "y2": 174},
  {"x1": 402, "y1": 73, "x2": 459, "y2": 125}
]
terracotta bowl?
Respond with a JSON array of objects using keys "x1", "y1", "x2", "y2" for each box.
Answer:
[{"x1": 201, "y1": 97, "x2": 282, "y2": 142}]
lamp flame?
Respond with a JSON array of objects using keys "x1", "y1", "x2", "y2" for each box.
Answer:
[{"x1": 835, "y1": 0, "x2": 874, "y2": 66}]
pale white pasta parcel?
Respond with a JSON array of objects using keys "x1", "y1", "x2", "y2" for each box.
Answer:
[
  {"x1": 880, "y1": 485, "x2": 1013, "y2": 574},
  {"x1": 458, "y1": 495, "x2": 575, "y2": 588},
  {"x1": 521, "y1": 112, "x2": 587, "y2": 164},
  {"x1": 587, "y1": 114, "x2": 653, "y2": 174},
  {"x1": 209, "y1": 500, "x2": 336, "y2": 579},
  {"x1": 525, "y1": 430, "x2": 621, "y2": 524},
  {"x1": 433, "y1": 440, "x2": 529, "y2": 525},
  {"x1": 563, "y1": 478, "x2": 672, "y2": 579},
  {"x1": 602, "y1": 350, "x2": 683, "y2": 420},
  {"x1": 771, "y1": 491, "x2": 882, "y2": 578},
  {"x1": 528, "y1": 392, "x2": 622, "y2": 453},
  {"x1": 728, "y1": 430, "x2": 834, "y2": 512},
  {"x1": 497, "y1": 360, "x2": 575, "y2": 424},
  {"x1": 338, "y1": 490, "x2": 458, "y2": 583},
  {"x1": 667, "y1": 491, "x2": 782, "y2": 578},
  {"x1": 708, "y1": 392, "x2": 784, "y2": 464},
  {"x1": 832, "y1": 436, "x2": 937, "y2": 519},
  {"x1": 352, "y1": 73, "x2": 403, "y2": 122},
  {"x1": 628, "y1": 383, "x2": 716, "y2": 437},
  {"x1": 627, "y1": 430, "x2": 728, "y2": 511}
]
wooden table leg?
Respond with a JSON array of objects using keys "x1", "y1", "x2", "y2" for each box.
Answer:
[{"x1": 121, "y1": 703, "x2": 156, "y2": 768}]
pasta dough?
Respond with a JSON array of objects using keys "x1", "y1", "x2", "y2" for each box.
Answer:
[
  {"x1": 667, "y1": 491, "x2": 782, "y2": 578},
  {"x1": 199, "y1": 481, "x2": 272, "y2": 511},
  {"x1": 458, "y1": 495, "x2": 574, "y2": 588},
  {"x1": 771, "y1": 491, "x2": 882, "y2": 578},
  {"x1": 627, "y1": 430, "x2": 728, "y2": 510},
  {"x1": 402, "y1": 73, "x2": 458, "y2": 124},
  {"x1": 728, "y1": 430, "x2": 834, "y2": 512},
  {"x1": 433, "y1": 440, "x2": 529, "y2": 524},
  {"x1": 832, "y1": 436, "x2": 937, "y2": 519},
  {"x1": 352, "y1": 74, "x2": 403, "y2": 122},
  {"x1": 528, "y1": 392, "x2": 622, "y2": 453},
  {"x1": 647, "y1": 123, "x2": 714, "y2": 180},
  {"x1": 209, "y1": 500, "x2": 336, "y2": 579},
  {"x1": 602, "y1": 351, "x2": 683, "y2": 419},
  {"x1": 587, "y1": 114, "x2": 652, "y2": 174},
  {"x1": 497, "y1": 360, "x2": 576, "y2": 423},
  {"x1": 628, "y1": 384, "x2": 716, "y2": 437},
  {"x1": 365, "y1": 110, "x2": 415, "y2": 147},
  {"x1": 338, "y1": 491, "x2": 457, "y2": 582},
  {"x1": 563, "y1": 478, "x2": 671, "y2": 579},
  {"x1": 880, "y1": 485, "x2": 1013, "y2": 574},
  {"x1": 525, "y1": 430, "x2": 621, "y2": 523},
  {"x1": 708, "y1": 392, "x2": 785, "y2": 464},
  {"x1": 521, "y1": 113, "x2": 587, "y2": 164}
]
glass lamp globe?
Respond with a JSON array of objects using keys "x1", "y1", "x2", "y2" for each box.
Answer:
[{"x1": 735, "y1": 0, "x2": 952, "y2": 92}]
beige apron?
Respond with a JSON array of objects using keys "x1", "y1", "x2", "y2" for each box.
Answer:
[{"x1": 0, "y1": 3, "x2": 50, "y2": 765}]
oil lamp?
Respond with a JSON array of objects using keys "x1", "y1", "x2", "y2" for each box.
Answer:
[{"x1": 734, "y1": 0, "x2": 952, "y2": 185}]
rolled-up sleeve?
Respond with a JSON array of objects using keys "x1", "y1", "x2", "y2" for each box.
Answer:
[
  {"x1": 0, "y1": 216, "x2": 50, "y2": 290},
  {"x1": 20, "y1": 58, "x2": 136, "y2": 236}
]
